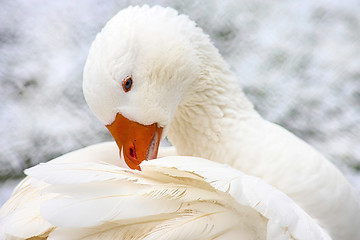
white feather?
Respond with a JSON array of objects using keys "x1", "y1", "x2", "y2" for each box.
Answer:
[
  {"x1": 6, "y1": 155, "x2": 328, "y2": 239},
  {"x1": 0, "y1": 177, "x2": 54, "y2": 239}
]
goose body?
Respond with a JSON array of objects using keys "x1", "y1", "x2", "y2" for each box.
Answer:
[
  {"x1": 0, "y1": 142, "x2": 331, "y2": 240},
  {"x1": 1, "y1": 5, "x2": 359, "y2": 240}
]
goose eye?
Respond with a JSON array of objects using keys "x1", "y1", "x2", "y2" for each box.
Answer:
[{"x1": 122, "y1": 77, "x2": 133, "y2": 92}]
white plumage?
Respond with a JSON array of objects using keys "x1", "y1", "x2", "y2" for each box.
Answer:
[
  {"x1": 1, "y1": 5, "x2": 359, "y2": 240},
  {"x1": 1, "y1": 143, "x2": 331, "y2": 239}
]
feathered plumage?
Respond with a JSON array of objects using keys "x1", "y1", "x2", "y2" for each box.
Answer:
[
  {"x1": 1, "y1": 5, "x2": 359, "y2": 240},
  {"x1": 1, "y1": 143, "x2": 331, "y2": 239}
]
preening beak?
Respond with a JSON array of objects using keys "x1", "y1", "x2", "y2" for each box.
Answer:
[{"x1": 106, "y1": 113, "x2": 163, "y2": 170}]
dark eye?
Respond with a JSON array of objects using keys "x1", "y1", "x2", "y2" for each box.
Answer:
[{"x1": 122, "y1": 77, "x2": 133, "y2": 92}]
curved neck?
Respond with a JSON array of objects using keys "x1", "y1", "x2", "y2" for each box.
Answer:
[
  {"x1": 167, "y1": 59, "x2": 259, "y2": 164},
  {"x1": 167, "y1": 27, "x2": 260, "y2": 165}
]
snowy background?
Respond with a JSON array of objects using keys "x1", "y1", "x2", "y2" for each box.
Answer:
[{"x1": 1, "y1": 0, "x2": 360, "y2": 206}]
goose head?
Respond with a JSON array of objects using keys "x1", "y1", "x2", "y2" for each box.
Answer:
[{"x1": 83, "y1": 6, "x2": 205, "y2": 169}]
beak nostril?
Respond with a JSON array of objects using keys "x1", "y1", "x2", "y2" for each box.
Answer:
[{"x1": 129, "y1": 145, "x2": 136, "y2": 159}]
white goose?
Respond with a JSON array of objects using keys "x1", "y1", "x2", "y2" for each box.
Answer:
[{"x1": 0, "y1": 5, "x2": 359, "y2": 240}]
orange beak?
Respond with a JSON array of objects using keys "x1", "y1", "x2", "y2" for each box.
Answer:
[{"x1": 106, "y1": 113, "x2": 163, "y2": 170}]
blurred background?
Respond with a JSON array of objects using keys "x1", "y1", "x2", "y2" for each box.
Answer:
[{"x1": 1, "y1": 0, "x2": 360, "y2": 206}]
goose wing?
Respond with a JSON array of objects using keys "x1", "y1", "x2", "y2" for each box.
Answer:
[{"x1": 5, "y1": 155, "x2": 330, "y2": 240}]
